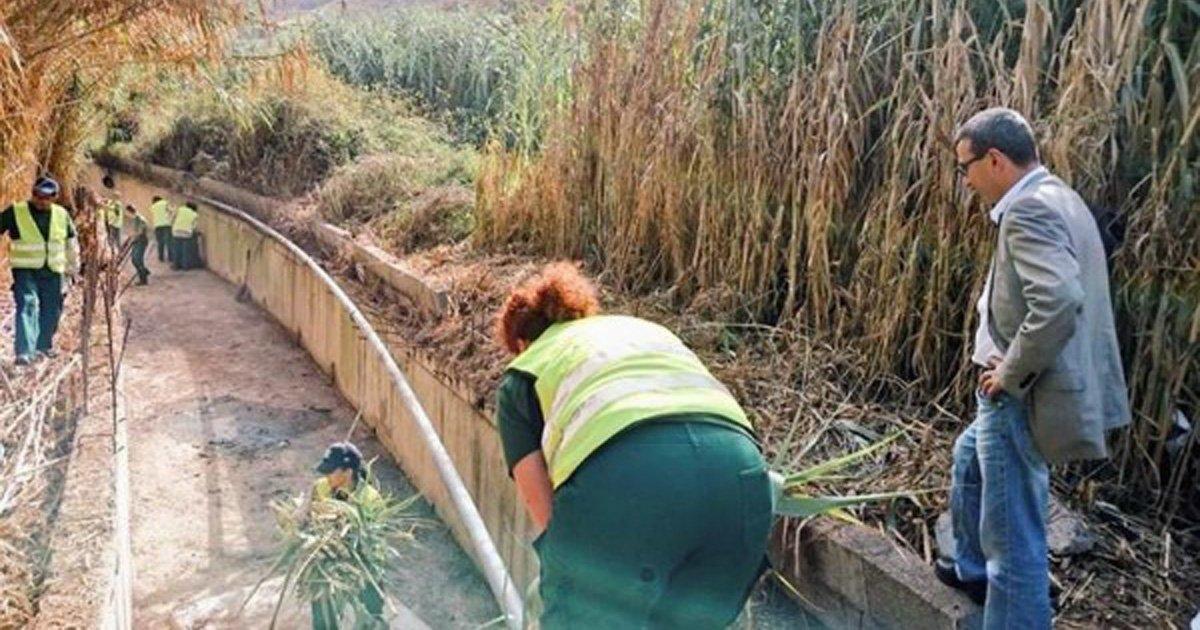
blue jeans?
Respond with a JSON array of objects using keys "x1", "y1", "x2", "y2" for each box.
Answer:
[
  {"x1": 12, "y1": 267, "x2": 64, "y2": 359},
  {"x1": 950, "y1": 391, "x2": 1051, "y2": 630}
]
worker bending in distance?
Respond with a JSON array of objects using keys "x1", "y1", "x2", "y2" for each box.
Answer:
[
  {"x1": 149, "y1": 195, "x2": 173, "y2": 262},
  {"x1": 302, "y1": 442, "x2": 386, "y2": 629},
  {"x1": 104, "y1": 195, "x2": 124, "y2": 246},
  {"x1": 0, "y1": 177, "x2": 80, "y2": 366},
  {"x1": 127, "y1": 205, "x2": 150, "y2": 285},
  {"x1": 171, "y1": 201, "x2": 199, "y2": 270},
  {"x1": 493, "y1": 262, "x2": 773, "y2": 629}
]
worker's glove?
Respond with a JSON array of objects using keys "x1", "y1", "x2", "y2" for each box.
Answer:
[{"x1": 768, "y1": 470, "x2": 784, "y2": 514}]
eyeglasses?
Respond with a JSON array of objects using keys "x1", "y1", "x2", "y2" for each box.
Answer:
[{"x1": 955, "y1": 152, "x2": 988, "y2": 178}]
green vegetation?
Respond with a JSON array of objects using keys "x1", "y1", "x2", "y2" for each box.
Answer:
[
  {"x1": 311, "y1": 3, "x2": 577, "y2": 149},
  {"x1": 102, "y1": 65, "x2": 477, "y2": 248}
]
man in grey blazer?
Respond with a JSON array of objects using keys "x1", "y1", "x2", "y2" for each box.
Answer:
[{"x1": 936, "y1": 108, "x2": 1131, "y2": 629}]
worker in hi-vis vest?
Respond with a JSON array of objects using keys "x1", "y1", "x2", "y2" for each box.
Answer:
[
  {"x1": 1, "y1": 177, "x2": 80, "y2": 366},
  {"x1": 170, "y1": 201, "x2": 199, "y2": 270},
  {"x1": 104, "y1": 195, "x2": 124, "y2": 246},
  {"x1": 299, "y1": 442, "x2": 386, "y2": 629},
  {"x1": 493, "y1": 262, "x2": 772, "y2": 629},
  {"x1": 149, "y1": 195, "x2": 173, "y2": 262}
]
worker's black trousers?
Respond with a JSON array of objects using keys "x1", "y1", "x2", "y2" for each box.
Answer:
[{"x1": 155, "y1": 226, "x2": 172, "y2": 262}]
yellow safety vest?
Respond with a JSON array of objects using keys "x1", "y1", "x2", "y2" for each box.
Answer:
[
  {"x1": 10, "y1": 201, "x2": 70, "y2": 273},
  {"x1": 507, "y1": 315, "x2": 752, "y2": 488},
  {"x1": 105, "y1": 199, "x2": 124, "y2": 228},
  {"x1": 312, "y1": 477, "x2": 384, "y2": 510},
  {"x1": 172, "y1": 205, "x2": 197, "y2": 237},
  {"x1": 150, "y1": 199, "x2": 172, "y2": 228}
]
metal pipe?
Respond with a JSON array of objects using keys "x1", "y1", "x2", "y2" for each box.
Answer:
[{"x1": 193, "y1": 195, "x2": 525, "y2": 629}]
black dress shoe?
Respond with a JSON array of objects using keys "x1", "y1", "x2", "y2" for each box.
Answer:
[{"x1": 935, "y1": 557, "x2": 987, "y2": 605}]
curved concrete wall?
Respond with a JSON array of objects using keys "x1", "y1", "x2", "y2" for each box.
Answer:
[{"x1": 99, "y1": 155, "x2": 982, "y2": 629}]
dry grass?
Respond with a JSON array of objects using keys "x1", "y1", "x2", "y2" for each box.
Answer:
[
  {"x1": 317, "y1": 154, "x2": 476, "y2": 252},
  {"x1": 0, "y1": 0, "x2": 242, "y2": 204}
]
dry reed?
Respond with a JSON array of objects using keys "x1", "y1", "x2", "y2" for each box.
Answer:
[
  {"x1": 0, "y1": 0, "x2": 242, "y2": 205},
  {"x1": 474, "y1": 0, "x2": 1200, "y2": 519}
]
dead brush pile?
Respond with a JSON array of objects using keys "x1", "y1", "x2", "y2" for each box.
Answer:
[
  {"x1": 0, "y1": 349, "x2": 82, "y2": 627},
  {"x1": 0, "y1": 190, "x2": 96, "y2": 625},
  {"x1": 322, "y1": 238, "x2": 1199, "y2": 627},
  {"x1": 317, "y1": 153, "x2": 475, "y2": 252}
]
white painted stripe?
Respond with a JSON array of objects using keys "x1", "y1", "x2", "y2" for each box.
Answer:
[
  {"x1": 547, "y1": 338, "x2": 696, "y2": 423},
  {"x1": 555, "y1": 372, "x2": 731, "y2": 449}
]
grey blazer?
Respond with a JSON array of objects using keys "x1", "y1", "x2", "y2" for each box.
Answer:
[{"x1": 987, "y1": 171, "x2": 1131, "y2": 464}]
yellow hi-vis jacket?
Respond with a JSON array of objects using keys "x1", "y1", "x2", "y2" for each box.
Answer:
[
  {"x1": 172, "y1": 205, "x2": 197, "y2": 238},
  {"x1": 10, "y1": 201, "x2": 70, "y2": 273},
  {"x1": 105, "y1": 199, "x2": 124, "y2": 228},
  {"x1": 312, "y1": 477, "x2": 384, "y2": 510},
  {"x1": 506, "y1": 315, "x2": 752, "y2": 488},
  {"x1": 150, "y1": 199, "x2": 173, "y2": 228}
]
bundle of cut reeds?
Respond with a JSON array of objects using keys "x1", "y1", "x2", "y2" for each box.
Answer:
[{"x1": 250, "y1": 474, "x2": 423, "y2": 629}]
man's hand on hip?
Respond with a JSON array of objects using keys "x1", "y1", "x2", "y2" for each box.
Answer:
[{"x1": 979, "y1": 357, "x2": 1006, "y2": 398}]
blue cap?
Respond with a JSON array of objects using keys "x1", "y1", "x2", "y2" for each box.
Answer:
[
  {"x1": 33, "y1": 177, "x2": 59, "y2": 197},
  {"x1": 315, "y1": 442, "x2": 363, "y2": 474}
]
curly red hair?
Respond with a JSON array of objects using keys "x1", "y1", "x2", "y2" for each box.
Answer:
[{"x1": 495, "y1": 262, "x2": 600, "y2": 354}]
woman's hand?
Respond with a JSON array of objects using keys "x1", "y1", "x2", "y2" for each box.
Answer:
[{"x1": 513, "y1": 450, "x2": 554, "y2": 534}]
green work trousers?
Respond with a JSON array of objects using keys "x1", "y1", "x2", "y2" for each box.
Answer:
[
  {"x1": 154, "y1": 226, "x2": 172, "y2": 262},
  {"x1": 171, "y1": 234, "x2": 200, "y2": 270},
  {"x1": 311, "y1": 583, "x2": 384, "y2": 629},
  {"x1": 131, "y1": 236, "x2": 150, "y2": 284},
  {"x1": 11, "y1": 267, "x2": 63, "y2": 360},
  {"x1": 535, "y1": 420, "x2": 772, "y2": 629}
]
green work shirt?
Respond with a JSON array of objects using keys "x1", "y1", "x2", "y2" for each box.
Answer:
[
  {"x1": 495, "y1": 370, "x2": 754, "y2": 476},
  {"x1": 1, "y1": 203, "x2": 77, "y2": 241}
]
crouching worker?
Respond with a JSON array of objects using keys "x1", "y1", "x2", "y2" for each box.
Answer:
[
  {"x1": 494, "y1": 262, "x2": 773, "y2": 629},
  {"x1": 303, "y1": 442, "x2": 386, "y2": 629},
  {"x1": 171, "y1": 201, "x2": 199, "y2": 270}
]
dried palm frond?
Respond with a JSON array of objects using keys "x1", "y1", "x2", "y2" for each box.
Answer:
[{"x1": 0, "y1": 0, "x2": 243, "y2": 204}]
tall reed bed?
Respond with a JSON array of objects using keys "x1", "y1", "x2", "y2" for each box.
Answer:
[
  {"x1": 310, "y1": 3, "x2": 578, "y2": 149},
  {"x1": 470, "y1": 0, "x2": 1198, "y2": 516}
]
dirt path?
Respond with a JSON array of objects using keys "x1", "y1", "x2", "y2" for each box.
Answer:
[{"x1": 119, "y1": 251, "x2": 497, "y2": 627}]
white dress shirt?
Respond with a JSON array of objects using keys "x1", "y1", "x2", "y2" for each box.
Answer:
[{"x1": 972, "y1": 166, "x2": 1048, "y2": 367}]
